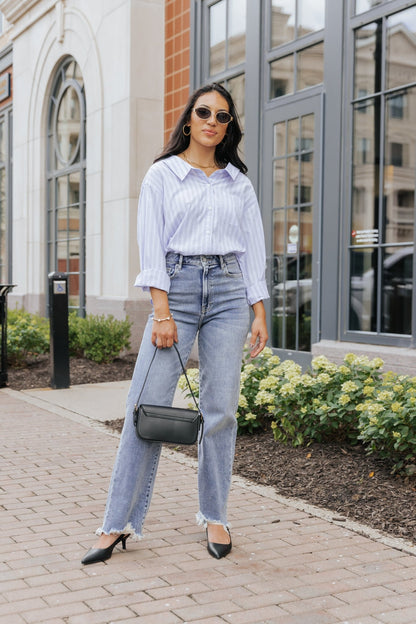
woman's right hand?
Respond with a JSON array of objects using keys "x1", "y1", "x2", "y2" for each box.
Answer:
[
  {"x1": 149, "y1": 287, "x2": 178, "y2": 348},
  {"x1": 151, "y1": 317, "x2": 178, "y2": 349}
]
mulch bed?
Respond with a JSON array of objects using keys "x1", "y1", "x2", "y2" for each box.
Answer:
[{"x1": 6, "y1": 354, "x2": 416, "y2": 546}]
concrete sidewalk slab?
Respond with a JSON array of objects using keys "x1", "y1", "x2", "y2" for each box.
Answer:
[
  {"x1": 1, "y1": 386, "x2": 416, "y2": 624},
  {"x1": 20, "y1": 381, "x2": 187, "y2": 426}
]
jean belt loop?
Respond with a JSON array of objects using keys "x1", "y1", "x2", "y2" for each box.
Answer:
[
  {"x1": 218, "y1": 255, "x2": 226, "y2": 270},
  {"x1": 177, "y1": 254, "x2": 184, "y2": 270}
]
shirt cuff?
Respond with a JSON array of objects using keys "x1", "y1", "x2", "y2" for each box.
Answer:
[
  {"x1": 134, "y1": 269, "x2": 171, "y2": 293},
  {"x1": 246, "y1": 281, "x2": 270, "y2": 306}
]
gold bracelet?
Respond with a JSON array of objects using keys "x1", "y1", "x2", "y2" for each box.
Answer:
[{"x1": 153, "y1": 314, "x2": 173, "y2": 322}]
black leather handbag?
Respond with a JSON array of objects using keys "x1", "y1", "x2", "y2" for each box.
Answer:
[{"x1": 133, "y1": 344, "x2": 203, "y2": 445}]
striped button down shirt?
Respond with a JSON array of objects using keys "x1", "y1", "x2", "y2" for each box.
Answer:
[{"x1": 134, "y1": 155, "x2": 269, "y2": 305}]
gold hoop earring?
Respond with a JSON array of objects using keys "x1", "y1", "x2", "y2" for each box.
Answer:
[{"x1": 183, "y1": 124, "x2": 191, "y2": 136}]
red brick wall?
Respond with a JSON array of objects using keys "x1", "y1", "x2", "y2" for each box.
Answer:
[{"x1": 165, "y1": 0, "x2": 191, "y2": 144}]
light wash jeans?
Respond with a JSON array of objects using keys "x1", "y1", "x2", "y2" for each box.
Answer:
[{"x1": 97, "y1": 253, "x2": 250, "y2": 539}]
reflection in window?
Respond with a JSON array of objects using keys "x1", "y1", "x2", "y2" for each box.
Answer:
[
  {"x1": 355, "y1": 0, "x2": 393, "y2": 14},
  {"x1": 209, "y1": 0, "x2": 226, "y2": 74},
  {"x1": 47, "y1": 57, "x2": 86, "y2": 314},
  {"x1": 270, "y1": 55, "x2": 294, "y2": 98},
  {"x1": 227, "y1": 73, "x2": 245, "y2": 155},
  {"x1": 388, "y1": 93, "x2": 405, "y2": 119},
  {"x1": 297, "y1": 42, "x2": 324, "y2": 91},
  {"x1": 384, "y1": 88, "x2": 415, "y2": 245},
  {"x1": 271, "y1": 0, "x2": 295, "y2": 47},
  {"x1": 272, "y1": 114, "x2": 315, "y2": 352},
  {"x1": 0, "y1": 167, "x2": 6, "y2": 282},
  {"x1": 349, "y1": 7, "x2": 416, "y2": 335},
  {"x1": 0, "y1": 110, "x2": 11, "y2": 284},
  {"x1": 298, "y1": 0, "x2": 325, "y2": 38},
  {"x1": 351, "y1": 99, "x2": 379, "y2": 238},
  {"x1": 209, "y1": 0, "x2": 246, "y2": 76},
  {"x1": 387, "y1": 6, "x2": 416, "y2": 89},
  {"x1": 229, "y1": 0, "x2": 246, "y2": 67},
  {"x1": 270, "y1": 0, "x2": 324, "y2": 47},
  {"x1": 269, "y1": 0, "x2": 324, "y2": 99},
  {"x1": 354, "y1": 21, "x2": 381, "y2": 99},
  {"x1": 382, "y1": 246, "x2": 413, "y2": 334}
]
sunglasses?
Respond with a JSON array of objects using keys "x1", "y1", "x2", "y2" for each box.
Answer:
[{"x1": 193, "y1": 106, "x2": 233, "y2": 124}]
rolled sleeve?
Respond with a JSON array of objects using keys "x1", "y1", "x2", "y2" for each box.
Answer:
[
  {"x1": 245, "y1": 279, "x2": 270, "y2": 306},
  {"x1": 134, "y1": 177, "x2": 169, "y2": 293},
  {"x1": 134, "y1": 269, "x2": 171, "y2": 293},
  {"x1": 238, "y1": 180, "x2": 270, "y2": 306}
]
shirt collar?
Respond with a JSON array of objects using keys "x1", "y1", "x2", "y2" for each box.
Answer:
[{"x1": 164, "y1": 155, "x2": 240, "y2": 181}]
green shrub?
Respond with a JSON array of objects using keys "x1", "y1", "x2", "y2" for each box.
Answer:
[
  {"x1": 179, "y1": 347, "x2": 280, "y2": 435},
  {"x1": 68, "y1": 312, "x2": 84, "y2": 357},
  {"x1": 176, "y1": 348, "x2": 416, "y2": 475},
  {"x1": 7, "y1": 308, "x2": 132, "y2": 366},
  {"x1": 7, "y1": 309, "x2": 49, "y2": 366},
  {"x1": 268, "y1": 353, "x2": 384, "y2": 446},
  {"x1": 357, "y1": 371, "x2": 416, "y2": 475},
  {"x1": 74, "y1": 314, "x2": 131, "y2": 363}
]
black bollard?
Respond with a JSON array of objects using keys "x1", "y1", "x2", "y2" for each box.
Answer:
[
  {"x1": 0, "y1": 284, "x2": 16, "y2": 388},
  {"x1": 48, "y1": 272, "x2": 70, "y2": 389}
]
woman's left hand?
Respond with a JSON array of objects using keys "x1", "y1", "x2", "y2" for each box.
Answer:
[{"x1": 249, "y1": 301, "x2": 268, "y2": 358}]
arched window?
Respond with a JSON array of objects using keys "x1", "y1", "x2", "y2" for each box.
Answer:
[{"x1": 47, "y1": 57, "x2": 86, "y2": 314}]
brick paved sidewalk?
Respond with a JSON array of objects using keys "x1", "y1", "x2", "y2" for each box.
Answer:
[{"x1": 2, "y1": 389, "x2": 416, "y2": 624}]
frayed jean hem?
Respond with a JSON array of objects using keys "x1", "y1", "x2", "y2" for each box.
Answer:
[
  {"x1": 196, "y1": 511, "x2": 231, "y2": 531},
  {"x1": 95, "y1": 523, "x2": 143, "y2": 542}
]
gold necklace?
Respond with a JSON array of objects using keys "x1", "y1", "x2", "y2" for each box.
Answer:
[{"x1": 183, "y1": 152, "x2": 216, "y2": 169}]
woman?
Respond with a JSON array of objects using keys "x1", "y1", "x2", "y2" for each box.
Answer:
[{"x1": 81, "y1": 83, "x2": 269, "y2": 564}]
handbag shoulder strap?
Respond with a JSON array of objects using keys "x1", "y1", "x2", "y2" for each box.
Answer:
[{"x1": 134, "y1": 344, "x2": 201, "y2": 416}]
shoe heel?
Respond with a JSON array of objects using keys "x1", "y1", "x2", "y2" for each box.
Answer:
[{"x1": 121, "y1": 534, "x2": 130, "y2": 550}]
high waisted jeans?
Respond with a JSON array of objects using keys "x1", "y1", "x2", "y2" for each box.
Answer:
[{"x1": 97, "y1": 253, "x2": 250, "y2": 539}]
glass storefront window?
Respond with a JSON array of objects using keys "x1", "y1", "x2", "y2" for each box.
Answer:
[
  {"x1": 228, "y1": 0, "x2": 246, "y2": 67},
  {"x1": 349, "y1": 247, "x2": 376, "y2": 331},
  {"x1": 349, "y1": 7, "x2": 416, "y2": 336},
  {"x1": 56, "y1": 85, "x2": 81, "y2": 165},
  {"x1": 274, "y1": 121, "x2": 286, "y2": 157},
  {"x1": 381, "y1": 246, "x2": 413, "y2": 334},
  {"x1": 0, "y1": 120, "x2": 5, "y2": 163},
  {"x1": 297, "y1": 42, "x2": 324, "y2": 91},
  {"x1": 270, "y1": 55, "x2": 295, "y2": 98},
  {"x1": 298, "y1": 0, "x2": 325, "y2": 38},
  {"x1": 0, "y1": 167, "x2": 5, "y2": 283},
  {"x1": 351, "y1": 98, "x2": 379, "y2": 239},
  {"x1": 209, "y1": 0, "x2": 246, "y2": 76},
  {"x1": 271, "y1": 0, "x2": 295, "y2": 47},
  {"x1": 227, "y1": 73, "x2": 245, "y2": 154},
  {"x1": 354, "y1": 21, "x2": 381, "y2": 99},
  {"x1": 209, "y1": 0, "x2": 226, "y2": 74},
  {"x1": 272, "y1": 114, "x2": 315, "y2": 351},
  {"x1": 47, "y1": 57, "x2": 86, "y2": 314},
  {"x1": 227, "y1": 73, "x2": 245, "y2": 126},
  {"x1": 269, "y1": 0, "x2": 324, "y2": 99},
  {"x1": 386, "y1": 6, "x2": 416, "y2": 90},
  {"x1": 0, "y1": 111, "x2": 11, "y2": 285},
  {"x1": 384, "y1": 87, "x2": 416, "y2": 245},
  {"x1": 355, "y1": 0, "x2": 393, "y2": 14},
  {"x1": 271, "y1": 0, "x2": 324, "y2": 46}
]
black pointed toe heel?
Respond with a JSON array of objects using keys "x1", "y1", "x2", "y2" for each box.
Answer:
[
  {"x1": 81, "y1": 533, "x2": 130, "y2": 565},
  {"x1": 206, "y1": 528, "x2": 232, "y2": 560}
]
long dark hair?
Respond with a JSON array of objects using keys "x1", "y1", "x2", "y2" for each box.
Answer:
[{"x1": 154, "y1": 83, "x2": 247, "y2": 174}]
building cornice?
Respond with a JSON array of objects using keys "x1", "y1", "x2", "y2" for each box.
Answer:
[
  {"x1": 0, "y1": 0, "x2": 42, "y2": 24},
  {"x1": 0, "y1": 0, "x2": 58, "y2": 39}
]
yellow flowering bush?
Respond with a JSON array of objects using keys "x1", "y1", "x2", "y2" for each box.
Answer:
[
  {"x1": 269, "y1": 352, "x2": 384, "y2": 446},
  {"x1": 358, "y1": 372, "x2": 416, "y2": 475},
  {"x1": 179, "y1": 348, "x2": 416, "y2": 474}
]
